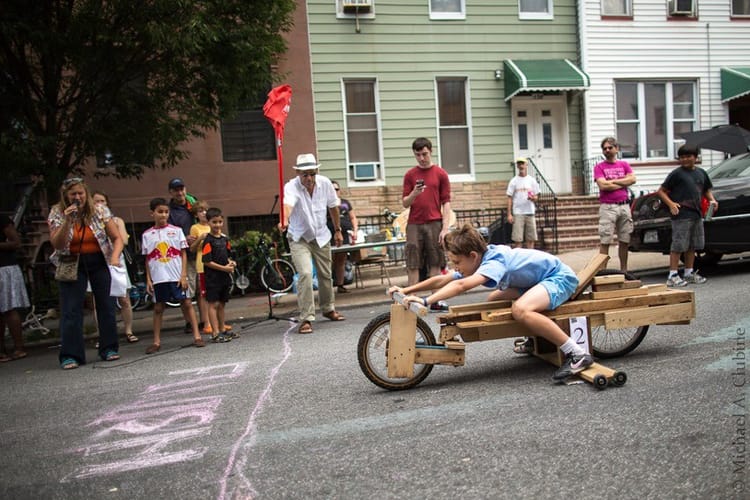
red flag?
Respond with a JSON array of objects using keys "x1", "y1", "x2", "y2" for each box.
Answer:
[
  {"x1": 263, "y1": 84, "x2": 292, "y2": 140},
  {"x1": 263, "y1": 84, "x2": 292, "y2": 226}
]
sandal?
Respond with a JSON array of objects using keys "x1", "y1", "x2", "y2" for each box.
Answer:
[
  {"x1": 193, "y1": 338, "x2": 206, "y2": 348},
  {"x1": 104, "y1": 350, "x2": 120, "y2": 361},
  {"x1": 323, "y1": 310, "x2": 345, "y2": 322},
  {"x1": 513, "y1": 337, "x2": 534, "y2": 355},
  {"x1": 297, "y1": 321, "x2": 313, "y2": 334},
  {"x1": 211, "y1": 334, "x2": 231, "y2": 343},
  {"x1": 126, "y1": 332, "x2": 139, "y2": 343},
  {"x1": 61, "y1": 358, "x2": 79, "y2": 370},
  {"x1": 145, "y1": 344, "x2": 161, "y2": 354}
]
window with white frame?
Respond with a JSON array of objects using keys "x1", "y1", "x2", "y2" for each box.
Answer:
[
  {"x1": 336, "y1": 0, "x2": 375, "y2": 19},
  {"x1": 732, "y1": 0, "x2": 750, "y2": 16},
  {"x1": 343, "y1": 79, "x2": 382, "y2": 182},
  {"x1": 519, "y1": 0, "x2": 553, "y2": 20},
  {"x1": 601, "y1": 0, "x2": 632, "y2": 16},
  {"x1": 430, "y1": 0, "x2": 465, "y2": 19},
  {"x1": 436, "y1": 77, "x2": 471, "y2": 175},
  {"x1": 614, "y1": 81, "x2": 696, "y2": 160}
]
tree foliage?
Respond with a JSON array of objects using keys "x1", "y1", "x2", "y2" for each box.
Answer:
[{"x1": 0, "y1": 0, "x2": 296, "y2": 189}]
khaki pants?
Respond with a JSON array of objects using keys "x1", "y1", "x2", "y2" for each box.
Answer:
[{"x1": 288, "y1": 238, "x2": 334, "y2": 323}]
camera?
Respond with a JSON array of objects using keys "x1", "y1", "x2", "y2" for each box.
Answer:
[{"x1": 416, "y1": 179, "x2": 425, "y2": 188}]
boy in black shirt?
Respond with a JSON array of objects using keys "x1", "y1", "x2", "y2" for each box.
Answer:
[
  {"x1": 201, "y1": 208, "x2": 236, "y2": 342},
  {"x1": 657, "y1": 145, "x2": 718, "y2": 287}
]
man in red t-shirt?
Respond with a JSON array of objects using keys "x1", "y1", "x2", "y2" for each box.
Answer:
[{"x1": 402, "y1": 137, "x2": 452, "y2": 293}]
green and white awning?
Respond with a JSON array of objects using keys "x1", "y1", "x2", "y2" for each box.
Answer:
[
  {"x1": 503, "y1": 59, "x2": 590, "y2": 101},
  {"x1": 721, "y1": 67, "x2": 750, "y2": 103}
]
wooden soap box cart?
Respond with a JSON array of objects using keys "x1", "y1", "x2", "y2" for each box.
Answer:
[{"x1": 356, "y1": 254, "x2": 696, "y2": 391}]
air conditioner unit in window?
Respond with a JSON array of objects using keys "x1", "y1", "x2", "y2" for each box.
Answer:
[
  {"x1": 351, "y1": 162, "x2": 379, "y2": 181},
  {"x1": 342, "y1": 0, "x2": 372, "y2": 13},
  {"x1": 668, "y1": 0, "x2": 695, "y2": 15}
]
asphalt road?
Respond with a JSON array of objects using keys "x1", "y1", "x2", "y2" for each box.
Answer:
[{"x1": 1, "y1": 259, "x2": 749, "y2": 499}]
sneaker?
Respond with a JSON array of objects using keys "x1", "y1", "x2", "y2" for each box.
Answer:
[
  {"x1": 211, "y1": 334, "x2": 232, "y2": 343},
  {"x1": 666, "y1": 275, "x2": 688, "y2": 287},
  {"x1": 684, "y1": 272, "x2": 707, "y2": 284},
  {"x1": 552, "y1": 353, "x2": 594, "y2": 381},
  {"x1": 429, "y1": 301, "x2": 449, "y2": 312}
]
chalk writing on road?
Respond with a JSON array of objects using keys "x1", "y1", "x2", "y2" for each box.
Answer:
[{"x1": 62, "y1": 362, "x2": 248, "y2": 481}]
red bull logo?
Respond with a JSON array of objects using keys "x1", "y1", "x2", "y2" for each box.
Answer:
[{"x1": 147, "y1": 241, "x2": 181, "y2": 263}]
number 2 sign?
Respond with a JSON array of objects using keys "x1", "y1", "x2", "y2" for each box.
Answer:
[{"x1": 568, "y1": 316, "x2": 590, "y2": 354}]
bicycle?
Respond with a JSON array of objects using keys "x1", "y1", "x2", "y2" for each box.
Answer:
[{"x1": 231, "y1": 236, "x2": 295, "y2": 294}]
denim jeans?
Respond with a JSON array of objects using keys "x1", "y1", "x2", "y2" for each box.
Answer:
[{"x1": 58, "y1": 252, "x2": 118, "y2": 364}]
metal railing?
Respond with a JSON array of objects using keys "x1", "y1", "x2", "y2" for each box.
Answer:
[
  {"x1": 525, "y1": 159, "x2": 559, "y2": 254},
  {"x1": 572, "y1": 156, "x2": 601, "y2": 196}
]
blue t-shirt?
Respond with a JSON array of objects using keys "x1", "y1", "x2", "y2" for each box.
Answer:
[{"x1": 455, "y1": 244, "x2": 565, "y2": 291}]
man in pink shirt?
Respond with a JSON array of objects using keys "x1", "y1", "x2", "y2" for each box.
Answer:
[
  {"x1": 594, "y1": 137, "x2": 637, "y2": 272},
  {"x1": 402, "y1": 138, "x2": 452, "y2": 310}
]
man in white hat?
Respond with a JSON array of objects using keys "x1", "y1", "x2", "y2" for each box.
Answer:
[
  {"x1": 506, "y1": 157, "x2": 540, "y2": 249},
  {"x1": 279, "y1": 153, "x2": 345, "y2": 334}
]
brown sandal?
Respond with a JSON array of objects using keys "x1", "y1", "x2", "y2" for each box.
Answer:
[
  {"x1": 297, "y1": 321, "x2": 313, "y2": 334},
  {"x1": 126, "y1": 332, "x2": 139, "y2": 343},
  {"x1": 323, "y1": 310, "x2": 345, "y2": 321}
]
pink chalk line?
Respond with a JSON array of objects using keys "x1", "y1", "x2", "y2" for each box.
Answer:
[{"x1": 217, "y1": 321, "x2": 295, "y2": 500}]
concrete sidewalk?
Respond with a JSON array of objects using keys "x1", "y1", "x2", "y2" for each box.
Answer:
[{"x1": 18, "y1": 248, "x2": 670, "y2": 347}]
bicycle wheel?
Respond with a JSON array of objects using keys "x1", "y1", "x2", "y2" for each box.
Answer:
[
  {"x1": 261, "y1": 259, "x2": 295, "y2": 293},
  {"x1": 589, "y1": 269, "x2": 649, "y2": 358},
  {"x1": 357, "y1": 312, "x2": 436, "y2": 391}
]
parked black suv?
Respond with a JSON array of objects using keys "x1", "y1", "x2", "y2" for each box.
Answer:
[{"x1": 629, "y1": 152, "x2": 750, "y2": 266}]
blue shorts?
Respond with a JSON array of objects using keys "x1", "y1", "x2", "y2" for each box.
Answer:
[
  {"x1": 153, "y1": 282, "x2": 188, "y2": 304},
  {"x1": 538, "y1": 265, "x2": 579, "y2": 310}
]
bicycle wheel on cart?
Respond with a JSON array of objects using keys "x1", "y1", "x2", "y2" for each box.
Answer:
[
  {"x1": 357, "y1": 312, "x2": 436, "y2": 391},
  {"x1": 590, "y1": 269, "x2": 649, "y2": 358},
  {"x1": 261, "y1": 259, "x2": 295, "y2": 293}
]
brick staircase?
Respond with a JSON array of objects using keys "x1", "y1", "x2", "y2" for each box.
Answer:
[{"x1": 540, "y1": 195, "x2": 600, "y2": 254}]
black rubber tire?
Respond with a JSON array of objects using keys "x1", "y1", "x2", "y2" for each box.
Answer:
[
  {"x1": 589, "y1": 269, "x2": 649, "y2": 359},
  {"x1": 261, "y1": 259, "x2": 295, "y2": 293},
  {"x1": 593, "y1": 374, "x2": 608, "y2": 390},
  {"x1": 357, "y1": 312, "x2": 436, "y2": 391},
  {"x1": 612, "y1": 371, "x2": 628, "y2": 387}
]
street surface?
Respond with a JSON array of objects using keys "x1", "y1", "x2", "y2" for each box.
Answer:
[{"x1": 1, "y1": 259, "x2": 749, "y2": 499}]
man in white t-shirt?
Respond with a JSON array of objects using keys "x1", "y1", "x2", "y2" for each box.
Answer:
[{"x1": 506, "y1": 158, "x2": 540, "y2": 249}]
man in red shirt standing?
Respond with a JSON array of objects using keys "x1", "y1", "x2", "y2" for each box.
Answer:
[{"x1": 402, "y1": 138, "x2": 452, "y2": 309}]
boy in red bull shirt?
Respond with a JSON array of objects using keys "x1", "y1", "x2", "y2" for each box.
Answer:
[{"x1": 141, "y1": 198, "x2": 205, "y2": 354}]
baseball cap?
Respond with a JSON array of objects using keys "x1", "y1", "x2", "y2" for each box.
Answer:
[
  {"x1": 515, "y1": 157, "x2": 528, "y2": 164},
  {"x1": 168, "y1": 178, "x2": 185, "y2": 189}
]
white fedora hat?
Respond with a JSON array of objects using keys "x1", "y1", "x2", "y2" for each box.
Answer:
[{"x1": 293, "y1": 153, "x2": 320, "y2": 171}]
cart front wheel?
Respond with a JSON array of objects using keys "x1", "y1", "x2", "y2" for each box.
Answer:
[
  {"x1": 357, "y1": 312, "x2": 436, "y2": 391},
  {"x1": 590, "y1": 269, "x2": 649, "y2": 358}
]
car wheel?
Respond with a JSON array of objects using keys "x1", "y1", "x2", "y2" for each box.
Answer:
[{"x1": 681, "y1": 251, "x2": 723, "y2": 267}]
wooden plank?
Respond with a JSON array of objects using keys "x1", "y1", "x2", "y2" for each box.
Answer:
[
  {"x1": 570, "y1": 253, "x2": 610, "y2": 300},
  {"x1": 604, "y1": 302, "x2": 695, "y2": 329},
  {"x1": 590, "y1": 286, "x2": 649, "y2": 300},
  {"x1": 484, "y1": 289, "x2": 694, "y2": 322},
  {"x1": 593, "y1": 280, "x2": 642, "y2": 292},
  {"x1": 414, "y1": 346, "x2": 465, "y2": 366},
  {"x1": 592, "y1": 274, "x2": 625, "y2": 285},
  {"x1": 645, "y1": 283, "x2": 668, "y2": 292},
  {"x1": 447, "y1": 300, "x2": 512, "y2": 314},
  {"x1": 443, "y1": 340, "x2": 466, "y2": 350},
  {"x1": 386, "y1": 304, "x2": 416, "y2": 379}
]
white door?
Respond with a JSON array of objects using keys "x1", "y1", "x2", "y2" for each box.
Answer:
[{"x1": 512, "y1": 97, "x2": 571, "y2": 193}]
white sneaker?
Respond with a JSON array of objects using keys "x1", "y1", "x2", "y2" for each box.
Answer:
[
  {"x1": 666, "y1": 275, "x2": 688, "y2": 287},
  {"x1": 684, "y1": 272, "x2": 707, "y2": 284}
]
